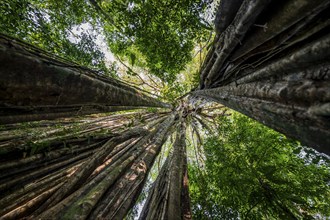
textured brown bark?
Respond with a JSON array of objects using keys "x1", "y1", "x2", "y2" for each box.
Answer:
[
  {"x1": 181, "y1": 164, "x2": 192, "y2": 220},
  {"x1": 0, "y1": 110, "x2": 170, "y2": 219},
  {"x1": 196, "y1": 0, "x2": 330, "y2": 154},
  {"x1": 29, "y1": 113, "x2": 175, "y2": 220},
  {"x1": 201, "y1": 0, "x2": 272, "y2": 88},
  {"x1": 0, "y1": 34, "x2": 170, "y2": 124},
  {"x1": 229, "y1": 0, "x2": 329, "y2": 63},
  {"x1": 0, "y1": 105, "x2": 146, "y2": 124},
  {"x1": 1, "y1": 184, "x2": 62, "y2": 220},
  {"x1": 139, "y1": 121, "x2": 190, "y2": 220},
  {"x1": 32, "y1": 127, "x2": 149, "y2": 216},
  {"x1": 167, "y1": 122, "x2": 189, "y2": 220},
  {"x1": 88, "y1": 114, "x2": 176, "y2": 220},
  {"x1": 0, "y1": 111, "x2": 161, "y2": 159},
  {"x1": 213, "y1": 0, "x2": 243, "y2": 35}
]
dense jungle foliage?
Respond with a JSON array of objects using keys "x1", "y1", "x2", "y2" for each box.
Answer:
[{"x1": 0, "y1": 0, "x2": 329, "y2": 219}]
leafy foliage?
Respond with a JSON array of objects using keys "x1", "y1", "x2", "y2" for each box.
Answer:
[
  {"x1": 2, "y1": 2, "x2": 329, "y2": 219},
  {"x1": 0, "y1": 0, "x2": 110, "y2": 73},
  {"x1": 95, "y1": 0, "x2": 212, "y2": 83},
  {"x1": 0, "y1": 0, "x2": 212, "y2": 85},
  {"x1": 189, "y1": 112, "x2": 330, "y2": 219}
]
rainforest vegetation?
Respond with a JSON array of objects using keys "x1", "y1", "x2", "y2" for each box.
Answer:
[{"x1": 0, "y1": 0, "x2": 329, "y2": 219}]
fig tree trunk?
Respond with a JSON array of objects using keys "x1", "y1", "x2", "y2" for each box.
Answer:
[
  {"x1": 195, "y1": 0, "x2": 330, "y2": 154},
  {"x1": 0, "y1": 34, "x2": 170, "y2": 124}
]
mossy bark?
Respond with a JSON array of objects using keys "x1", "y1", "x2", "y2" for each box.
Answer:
[
  {"x1": 0, "y1": 112, "x2": 170, "y2": 219},
  {"x1": 30, "y1": 113, "x2": 175, "y2": 219}
]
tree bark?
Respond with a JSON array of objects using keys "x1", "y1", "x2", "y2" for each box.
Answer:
[
  {"x1": 195, "y1": 33, "x2": 330, "y2": 154},
  {"x1": 196, "y1": 0, "x2": 330, "y2": 154},
  {"x1": 0, "y1": 111, "x2": 170, "y2": 219},
  {"x1": 0, "y1": 34, "x2": 170, "y2": 124},
  {"x1": 30, "y1": 113, "x2": 175, "y2": 220},
  {"x1": 201, "y1": 0, "x2": 272, "y2": 88},
  {"x1": 139, "y1": 121, "x2": 191, "y2": 220}
]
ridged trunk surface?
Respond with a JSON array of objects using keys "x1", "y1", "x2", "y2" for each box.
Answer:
[
  {"x1": 196, "y1": 0, "x2": 330, "y2": 154},
  {"x1": 0, "y1": 34, "x2": 170, "y2": 124},
  {"x1": 139, "y1": 121, "x2": 191, "y2": 220},
  {"x1": 0, "y1": 111, "x2": 172, "y2": 219}
]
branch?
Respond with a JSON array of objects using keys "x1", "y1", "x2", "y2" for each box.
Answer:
[
  {"x1": 116, "y1": 56, "x2": 160, "y2": 92},
  {"x1": 146, "y1": 74, "x2": 162, "y2": 89},
  {"x1": 193, "y1": 30, "x2": 214, "y2": 59}
]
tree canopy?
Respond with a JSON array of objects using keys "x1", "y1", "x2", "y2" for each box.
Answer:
[
  {"x1": 0, "y1": 0, "x2": 213, "y2": 84},
  {"x1": 0, "y1": 0, "x2": 329, "y2": 219},
  {"x1": 189, "y1": 113, "x2": 330, "y2": 219}
]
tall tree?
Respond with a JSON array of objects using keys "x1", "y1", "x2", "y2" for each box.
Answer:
[
  {"x1": 0, "y1": 0, "x2": 330, "y2": 219},
  {"x1": 139, "y1": 119, "x2": 191, "y2": 220},
  {"x1": 194, "y1": 0, "x2": 330, "y2": 154},
  {"x1": 0, "y1": 110, "x2": 172, "y2": 219},
  {"x1": 0, "y1": 34, "x2": 169, "y2": 124}
]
